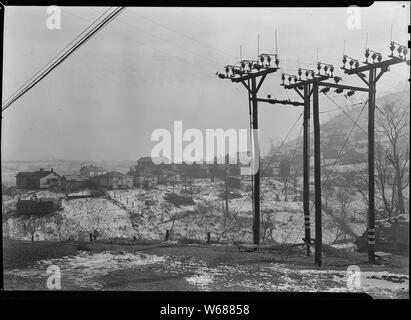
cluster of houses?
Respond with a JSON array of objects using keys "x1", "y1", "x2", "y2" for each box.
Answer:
[
  {"x1": 17, "y1": 149, "x2": 349, "y2": 192},
  {"x1": 14, "y1": 154, "x2": 249, "y2": 191},
  {"x1": 16, "y1": 165, "x2": 136, "y2": 191},
  {"x1": 15, "y1": 158, "x2": 185, "y2": 191}
]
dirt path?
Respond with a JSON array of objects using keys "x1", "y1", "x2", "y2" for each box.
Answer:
[{"x1": 3, "y1": 239, "x2": 409, "y2": 298}]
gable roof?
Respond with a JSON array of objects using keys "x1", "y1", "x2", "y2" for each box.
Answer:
[{"x1": 16, "y1": 170, "x2": 61, "y2": 179}]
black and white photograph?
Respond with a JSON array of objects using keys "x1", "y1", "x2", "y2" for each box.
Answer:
[{"x1": 1, "y1": 1, "x2": 410, "y2": 307}]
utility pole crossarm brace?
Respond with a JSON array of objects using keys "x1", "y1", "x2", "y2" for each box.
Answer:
[{"x1": 256, "y1": 98, "x2": 304, "y2": 106}]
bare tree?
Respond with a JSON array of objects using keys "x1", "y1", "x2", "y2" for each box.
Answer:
[
  {"x1": 375, "y1": 146, "x2": 397, "y2": 217},
  {"x1": 292, "y1": 166, "x2": 299, "y2": 196},
  {"x1": 356, "y1": 173, "x2": 392, "y2": 219},
  {"x1": 261, "y1": 211, "x2": 275, "y2": 242},
  {"x1": 279, "y1": 159, "x2": 290, "y2": 201},
  {"x1": 377, "y1": 102, "x2": 409, "y2": 215},
  {"x1": 335, "y1": 177, "x2": 352, "y2": 240}
]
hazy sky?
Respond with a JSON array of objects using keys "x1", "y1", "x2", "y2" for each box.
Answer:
[{"x1": 2, "y1": 3, "x2": 409, "y2": 161}]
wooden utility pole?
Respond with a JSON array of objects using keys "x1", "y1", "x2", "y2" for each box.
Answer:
[
  {"x1": 341, "y1": 43, "x2": 409, "y2": 263},
  {"x1": 282, "y1": 71, "x2": 329, "y2": 261},
  {"x1": 368, "y1": 67, "x2": 376, "y2": 264},
  {"x1": 303, "y1": 82, "x2": 311, "y2": 256},
  {"x1": 224, "y1": 172, "x2": 229, "y2": 221},
  {"x1": 312, "y1": 79, "x2": 322, "y2": 267},
  {"x1": 217, "y1": 54, "x2": 279, "y2": 245},
  {"x1": 251, "y1": 76, "x2": 261, "y2": 244},
  {"x1": 282, "y1": 65, "x2": 369, "y2": 266}
]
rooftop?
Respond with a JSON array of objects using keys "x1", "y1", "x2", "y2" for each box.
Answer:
[{"x1": 16, "y1": 170, "x2": 60, "y2": 179}]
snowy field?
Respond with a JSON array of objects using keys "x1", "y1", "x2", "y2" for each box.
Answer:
[{"x1": 3, "y1": 178, "x2": 368, "y2": 244}]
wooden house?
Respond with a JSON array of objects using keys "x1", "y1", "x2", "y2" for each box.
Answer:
[{"x1": 16, "y1": 169, "x2": 62, "y2": 189}]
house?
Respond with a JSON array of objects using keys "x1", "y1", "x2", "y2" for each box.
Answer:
[
  {"x1": 16, "y1": 169, "x2": 62, "y2": 189},
  {"x1": 17, "y1": 195, "x2": 62, "y2": 215},
  {"x1": 90, "y1": 171, "x2": 133, "y2": 190},
  {"x1": 80, "y1": 165, "x2": 107, "y2": 178},
  {"x1": 62, "y1": 175, "x2": 89, "y2": 192},
  {"x1": 132, "y1": 171, "x2": 159, "y2": 188},
  {"x1": 155, "y1": 168, "x2": 181, "y2": 184}
]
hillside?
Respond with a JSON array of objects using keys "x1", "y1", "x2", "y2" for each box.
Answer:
[
  {"x1": 321, "y1": 89, "x2": 410, "y2": 139},
  {"x1": 271, "y1": 89, "x2": 410, "y2": 155}
]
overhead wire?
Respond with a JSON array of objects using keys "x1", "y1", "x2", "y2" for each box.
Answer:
[
  {"x1": 2, "y1": 7, "x2": 114, "y2": 107},
  {"x1": 282, "y1": 99, "x2": 368, "y2": 258},
  {"x1": 2, "y1": 7, "x2": 126, "y2": 112}
]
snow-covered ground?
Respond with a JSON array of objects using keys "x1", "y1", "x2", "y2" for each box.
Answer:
[
  {"x1": 4, "y1": 250, "x2": 408, "y2": 297},
  {"x1": 2, "y1": 178, "x2": 369, "y2": 244},
  {"x1": 4, "y1": 197, "x2": 135, "y2": 241}
]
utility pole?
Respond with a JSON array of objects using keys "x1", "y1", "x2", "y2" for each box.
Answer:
[
  {"x1": 282, "y1": 63, "x2": 369, "y2": 266},
  {"x1": 341, "y1": 42, "x2": 409, "y2": 264},
  {"x1": 225, "y1": 175, "x2": 229, "y2": 221},
  {"x1": 281, "y1": 69, "x2": 327, "y2": 260},
  {"x1": 312, "y1": 79, "x2": 322, "y2": 266},
  {"x1": 217, "y1": 53, "x2": 280, "y2": 245},
  {"x1": 251, "y1": 75, "x2": 261, "y2": 244},
  {"x1": 303, "y1": 82, "x2": 311, "y2": 256}
]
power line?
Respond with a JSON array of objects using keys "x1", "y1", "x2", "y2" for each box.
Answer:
[
  {"x1": 282, "y1": 100, "x2": 367, "y2": 258},
  {"x1": 260, "y1": 112, "x2": 303, "y2": 176},
  {"x1": 114, "y1": 16, "x2": 223, "y2": 69},
  {"x1": 323, "y1": 93, "x2": 393, "y2": 158},
  {"x1": 322, "y1": 99, "x2": 368, "y2": 183},
  {"x1": 2, "y1": 7, "x2": 126, "y2": 112},
  {"x1": 64, "y1": 8, "x2": 220, "y2": 79},
  {"x1": 317, "y1": 100, "x2": 367, "y2": 114},
  {"x1": 128, "y1": 9, "x2": 238, "y2": 60},
  {"x1": 261, "y1": 121, "x2": 303, "y2": 204},
  {"x1": 2, "y1": 7, "x2": 114, "y2": 106},
  {"x1": 232, "y1": 112, "x2": 303, "y2": 215}
]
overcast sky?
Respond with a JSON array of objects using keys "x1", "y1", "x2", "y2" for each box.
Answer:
[{"x1": 2, "y1": 3, "x2": 409, "y2": 161}]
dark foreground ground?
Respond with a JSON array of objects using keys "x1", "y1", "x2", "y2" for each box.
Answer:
[{"x1": 2, "y1": 239, "x2": 409, "y2": 298}]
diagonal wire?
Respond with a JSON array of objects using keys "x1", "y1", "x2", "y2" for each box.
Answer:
[
  {"x1": 2, "y1": 7, "x2": 114, "y2": 106},
  {"x1": 282, "y1": 99, "x2": 368, "y2": 260},
  {"x1": 2, "y1": 7, "x2": 126, "y2": 112}
]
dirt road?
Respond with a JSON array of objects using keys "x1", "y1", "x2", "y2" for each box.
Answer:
[{"x1": 3, "y1": 239, "x2": 409, "y2": 298}]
